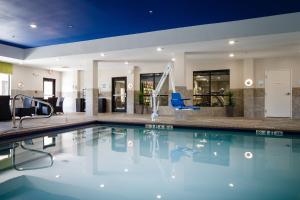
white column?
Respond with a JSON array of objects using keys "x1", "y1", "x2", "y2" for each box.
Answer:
[
  {"x1": 173, "y1": 52, "x2": 186, "y2": 87},
  {"x1": 243, "y1": 59, "x2": 255, "y2": 88},
  {"x1": 126, "y1": 66, "x2": 135, "y2": 114},
  {"x1": 84, "y1": 60, "x2": 98, "y2": 116}
]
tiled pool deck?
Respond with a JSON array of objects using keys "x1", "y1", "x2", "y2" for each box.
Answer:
[{"x1": 0, "y1": 113, "x2": 300, "y2": 138}]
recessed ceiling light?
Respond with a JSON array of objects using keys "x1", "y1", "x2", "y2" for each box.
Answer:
[
  {"x1": 228, "y1": 183, "x2": 234, "y2": 188},
  {"x1": 30, "y1": 23, "x2": 37, "y2": 29},
  {"x1": 171, "y1": 58, "x2": 176, "y2": 62},
  {"x1": 149, "y1": 10, "x2": 153, "y2": 14},
  {"x1": 100, "y1": 53, "x2": 105, "y2": 57},
  {"x1": 68, "y1": 25, "x2": 73, "y2": 28},
  {"x1": 228, "y1": 40, "x2": 236, "y2": 45},
  {"x1": 229, "y1": 53, "x2": 235, "y2": 58},
  {"x1": 99, "y1": 184, "x2": 105, "y2": 188},
  {"x1": 124, "y1": 61, "x2": 129, "y2": 65},
  {"x1": 156, "y1": 194, "x2": 162, "y2": 199},
  {"x1": 156, "y1": 47, "x2": 163, "y2": 52},
  {"x1": 244, "y1": 151, "x2": 253, "y2": 159}
]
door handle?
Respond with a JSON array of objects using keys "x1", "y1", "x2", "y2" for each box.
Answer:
[{"x1": 286, "y1": 92, "x2": 291, "y2": 96}]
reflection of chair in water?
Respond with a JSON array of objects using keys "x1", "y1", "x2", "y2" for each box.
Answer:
[{"x1": 170, "y1": 146, "x2": 196, "y2": 162}]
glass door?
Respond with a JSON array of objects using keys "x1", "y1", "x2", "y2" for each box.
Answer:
[
  {"x1": 43, "y1": 78, "x2": 56, "y2": 99},
  {"x1": 112, "y1": 77, "x2": 127, "y2": 112}
]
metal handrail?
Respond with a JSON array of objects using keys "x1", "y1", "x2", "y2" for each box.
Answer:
[
  {"x1": 12, "y1": 94, "x2": 54, "y2": 128},
  {"x1": 12, "y1": 142, "x2": 54, "y2": 171}
]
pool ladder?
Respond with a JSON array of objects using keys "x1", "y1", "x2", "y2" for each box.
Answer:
[{"x1": 12, "y1": 94, "x2": 54, "y2": 129}]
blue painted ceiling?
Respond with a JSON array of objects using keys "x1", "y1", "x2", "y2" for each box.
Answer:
[{"x1": 0, "y1": 0, "x2": 300, "y2": 48}]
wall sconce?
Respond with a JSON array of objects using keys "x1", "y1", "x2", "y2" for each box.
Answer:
[
  {"x1": 17, "y1": 81, "x2": 24, "y2": 89},
  {"x1": 128, "y1": 83, "x2": 133, "y2": 89},
  {"x1": 244, "y1": 79, "x2": 253, "y2": 87}
]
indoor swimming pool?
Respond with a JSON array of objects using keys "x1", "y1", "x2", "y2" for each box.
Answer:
[{"x1": 0, "y1": 124, "x2": 299, "y2": 200}]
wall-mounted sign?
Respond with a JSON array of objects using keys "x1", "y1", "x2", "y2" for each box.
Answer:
[{"x1": 100, "y1": 83, "x2": 107, "y2": 89}]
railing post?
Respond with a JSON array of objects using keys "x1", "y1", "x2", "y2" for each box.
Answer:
[{"x1": 12, "y1": 94, "x2": 55, "y2": 129}]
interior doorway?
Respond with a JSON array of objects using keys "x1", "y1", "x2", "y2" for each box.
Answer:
[
  {"x1": 112, "y1": 77, "x2": 127, "y2": 112},
  {"x1": 43, "y1": 78, "x2": 56, "y2": 99},
  {"x1": 265, "y1": 69, "x2": 291, "y2": 118}
]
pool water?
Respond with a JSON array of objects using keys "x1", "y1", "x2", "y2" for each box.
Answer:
[{"x1": 0, "y1": 125, "x2": 300, "y2": 200}]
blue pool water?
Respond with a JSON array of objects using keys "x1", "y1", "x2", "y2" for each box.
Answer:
[{"x1": 0, "y1": 125, "x2": 300, "y2": 200}]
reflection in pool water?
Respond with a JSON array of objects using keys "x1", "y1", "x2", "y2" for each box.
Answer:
[{"x1": 0, "y1": 125, "x2": 300, "y2": 200}]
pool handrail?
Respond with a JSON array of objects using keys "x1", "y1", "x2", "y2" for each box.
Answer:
[
  {"x1": 12, "y1": 142, "x2": 54, "y2": 171},
  {"x1": 12, "y1": 94, "x2": 54, "y2": 128}
]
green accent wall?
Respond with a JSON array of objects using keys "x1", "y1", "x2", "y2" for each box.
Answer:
[{"x1": 0, "y1": 62, "x2": 13, "y2": 74}]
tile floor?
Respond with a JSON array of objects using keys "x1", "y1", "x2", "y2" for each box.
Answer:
[{"x1": 0, "y1": 113, "x2": 300, "y2": 138}]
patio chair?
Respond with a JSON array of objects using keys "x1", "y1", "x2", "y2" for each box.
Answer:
[{"x1": 0, "y1": 95, "x2": 12, "y2": 121}]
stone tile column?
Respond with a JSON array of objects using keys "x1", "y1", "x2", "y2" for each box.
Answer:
[{"x1": 84, "y1": 60, "x2": 98, "y2": 116}]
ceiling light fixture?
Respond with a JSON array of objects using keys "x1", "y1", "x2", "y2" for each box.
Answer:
[
  {"x1": 30, "y1": 23, "x2": 37, "y2": 29},
  {"x1": 100, "y1": 53, "x2": 105, "y2": 57},
  {"x1": 68, "y1": 25, "x2": 73, "y2": 28},
  {"x1": 124, "y1": 61, "x2": 129, "y2": 65},
  {"x1": 149, "y1": 10, "x2": 153, "y2": 14},
  {"x1": 228, "y1": 40, "x2": 236, "y2": 45},
  {"x1": 171, "y1": 58, "x2": 176, "y2": 62},
  {"x1": 229, "y1": 53, "x2": 235, "y2": 58},
  {"x1": 156, "y1": 47, "x2": 163, "y2": 52},
  {"x1": 244, "y1": 152, "x2": 253, "y2": 159},
  {"x1": 228, "y1": 183, "x2": 234, "y2": 188}
]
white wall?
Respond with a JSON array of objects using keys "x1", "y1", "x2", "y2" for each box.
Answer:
[
  {"x1": 61, "y1": 71, "x2": 79, "y2": 112},
  {"x1": 98, "y1": 61, "x2": 168, "y2": 92},
  {"x1": 11, "y1": 64, "x2": 62, "y2": 94},
  {"x1": 185, "y1": 58, "x2": 244, "y2": 90},
  {"x1": 254, "y1": 56, "x2": 300, "y2": 88}
]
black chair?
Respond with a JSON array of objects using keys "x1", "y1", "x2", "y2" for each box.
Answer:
[
  {"x1": 42, "y1": 97, "x2": 58, "y2": 115},
  {"x1": 34, "y1": 97, "x2": 45, "y2": 115},
  {"x1": 15, "y1": 97, "x2": 35, "y2": 118},
  {"x1": 55, "y1": 97, "x2": 64, "y2": 114},
  {"x1": 0, "y1": 95, "x2": 12, "y2": 121}
]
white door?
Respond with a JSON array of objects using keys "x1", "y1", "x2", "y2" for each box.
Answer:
[{"x1": 265, "y1": 69, "x2": 291, "y2": 117}]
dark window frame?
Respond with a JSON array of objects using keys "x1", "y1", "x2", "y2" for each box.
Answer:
[
  {"x1": 193, "y1": 70, "x2": 230, "y2": 107},
  {"x1": 43, "y1": 78, "x2": 56, "y2": 98},
  {"x1": 140, "y1": 73, "x2": 169, "y2": 106}
]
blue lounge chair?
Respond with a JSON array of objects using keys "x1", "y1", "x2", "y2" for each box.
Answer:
[{"x1": 171, "y1": 92, "x2": 200, "y2": 110}]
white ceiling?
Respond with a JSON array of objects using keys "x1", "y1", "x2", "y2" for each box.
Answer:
[{"x1": 1, "y1": 31, "x2": 300, "y2": 71}]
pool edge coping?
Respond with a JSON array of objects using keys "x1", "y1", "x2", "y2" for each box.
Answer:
[{"x1": 0, "y1": 119, "x2": 299, "y2": 140}]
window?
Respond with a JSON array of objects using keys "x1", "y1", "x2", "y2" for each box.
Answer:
[
  {"x1": 193, "y1": 70, "x2": 230, "y2": 107},
  {"x1": 140, "y1": 73, "x2": 169, "y2": 106},
  {"x1": 0, "y1": 73, "x2": 10, "y2": 95},
  {"x1": 43, "y1": 78, "x2": 56, "y2": 99}
]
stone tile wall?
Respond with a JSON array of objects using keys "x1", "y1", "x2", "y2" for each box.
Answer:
[{"x1": 293, "y1": 88, "x2": 300, "y2": 119}]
